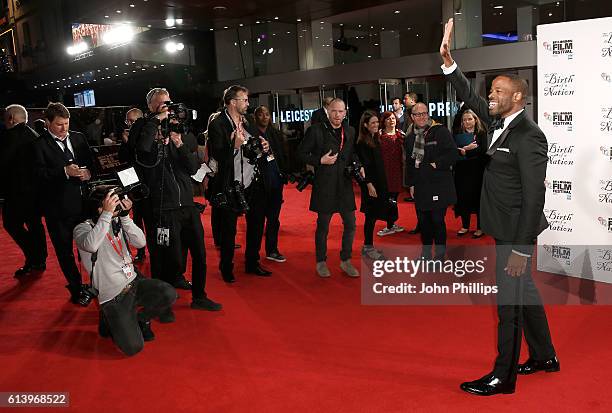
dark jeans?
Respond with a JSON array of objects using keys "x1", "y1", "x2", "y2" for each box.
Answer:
[
  {"x1": 2, "y1": 199, "x2": 47, "y2": 266},
  {"x1": 417, "y1": 207, "x2": 447, "y2": 258},
  {"x1": 386, "y1": 192, "x2": 399, "y2": 228},
  {"x1": 45, "y1": 215, "x2": 82, "y2": 292},
  {"x1": 364, "y1": 213, "x2": 378, "y2": 246},
  {"x1": 315, "y1": 210, "x2": 356, "y2": 262},
  {"x1": 264, "y1": 185, "x2": 284, "y2": 255},
  {"x1": 492, "y1": 241, "x2": 556, "y2": 384},
  {"x1": 460, "y1": 212, "x2": 481, "y2": 230},
  {"x1": 100, "y1": 276, "x2": 177, "y2": 356},
  {"x1": 144, "y1": 206, "x2": 207, "y2": 300}
]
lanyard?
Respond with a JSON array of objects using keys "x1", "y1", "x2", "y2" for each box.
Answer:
[
  {"x1": 338, "y1": 127, "x2": 345, "y2": 152},
  {"x1": 106, "y1": 233, "x2": 127, "y2": 264}
]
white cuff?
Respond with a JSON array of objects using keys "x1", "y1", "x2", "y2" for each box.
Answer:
[
  {"x1": 441, "y1": 61, "x2": 458, "y2": 75},
  {"x1": 512, "y1": 249, "x2": 531, "y2": 258}
]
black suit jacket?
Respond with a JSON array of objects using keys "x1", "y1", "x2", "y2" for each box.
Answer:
[
  {"x1": 310, "y1": 108, "x2": 328, "y2": 126},
  {"x1": 33, "y1": 131, "x2": 93, "y2": 219},
  {"x1": 446, "y1": 67, "x2": 549, "y2": 253},
  {"x1": 0, "y1": 123, "x2": 40, "y2": 200}
]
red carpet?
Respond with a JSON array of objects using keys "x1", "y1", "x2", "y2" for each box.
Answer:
[{"x1": 1, "y1": 186, "x2": 611, "y2": 412}]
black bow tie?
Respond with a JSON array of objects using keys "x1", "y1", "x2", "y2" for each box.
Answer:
[{"x1": 490, "y1": 118, "x2": 504, "y2": 131}]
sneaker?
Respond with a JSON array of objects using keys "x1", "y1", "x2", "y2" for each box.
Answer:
[
  {"x1": 138, "y1": 319, "x2": 155, "y2": 342},
  {"x1": 173, "y1": 276, "x2": 192, "y2": 290},
  {"x1": 191, "y1": 297, "x2": 223, "y2": 311},
  {"x1": 266, "y1": 252, "x2": 287, "y2": 262},
  {"x1": 361, "y1": 246, "x2": 386, "y2": 261},
  {"x1": 389, "y1": 224, "x2": 404, "y2": 233},
  {"x1": 340, "y1": 260, "x2": 360, "y2": 277},
  {"x1": 316, "y1": 262, "x2": 331, "y2": 278},
  {"x1": 377, "y1": 227, "x2": 395, "y2": 237}
]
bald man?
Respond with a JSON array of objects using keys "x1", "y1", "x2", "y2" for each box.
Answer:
[{"x1": 0, "y1": 105, "x2": 47, "y2": 277}]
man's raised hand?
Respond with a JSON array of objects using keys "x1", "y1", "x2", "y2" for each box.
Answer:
[{"x1": 440, "y1": 18, "x2": 455, "y2": 67}]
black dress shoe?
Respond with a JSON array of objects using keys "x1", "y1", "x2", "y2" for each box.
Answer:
[
  {"x1": 460, "y1": 374, "x2": 515, "y2": 396},
  {"x1": 191, "y1": 297, "x2": 223, "y2": 311},
  {"x1": 222, "y1": 273, "x2": 236, "y2": 283},
  {"x1": 14, "y1": 262, "x2": 45, "y2": 277},
  {"x1": 408, "y1": 227, "x2": 420, "y2": 234},
  {"x1": 518, "y1": 357, "x2": 560, "y2": 375},
  {"x1": 245, "y1": 264, "x2": 272, "y2": 276}
]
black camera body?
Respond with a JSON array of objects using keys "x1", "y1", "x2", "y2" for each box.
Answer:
[
  {"x1": 242, "y1": 137, "x2": 265, "y2": 165},
  {"x1": 211, "y1": 180, "x2": 249, "y2": 215},
  {"x1": 346, "y1": 159, "x2": 366, "y2": 185},
  {"x1": 286, "y1": 170, "x2": 315, "y2": 192},
  {"x1": 162, "y1": 101, "x2": 197, "y2": 136}
]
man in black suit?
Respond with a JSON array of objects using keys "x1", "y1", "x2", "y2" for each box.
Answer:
[
  {"x1": 440, "y1": 18, "x2": 558, "y2": 396},
  {"x1": 33, "y1": 102, "x2": 94, "y2": 305},
  {"x1": 0, "y1": 105, "x2": 47, "y2": 277}
]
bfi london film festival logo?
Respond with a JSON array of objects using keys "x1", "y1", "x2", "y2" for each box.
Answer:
[
  {"x1": 544, "y1": 209, "x2": 574, "y2": 233},
  {"x1": 543, "y1": 245, "x2": 572, "y2": 266},
  {"x1": 599, "y1": 180, "x2": 612, "y2": 204},
  {"x1": 543, "y1": 111, "x2": 573, "y2": 131},
  {"x1": 543, "y1": 72, "x2": 575, "y2": 97},
  {"x1": 543, "y1": 40, "x2": 574, "y2": 60},
  {"x1": 545, "y1": 179, "x2": 573, "y2": 200},
  {"x1": 601, "y1": 32, "x2": 612, "y2": 58},
  {"x1": 601, "y1": 107, "x2": 612, "y2": 133},
  {"x1": 600, "y1": 146, "x2": 612, "y2": 161},
  {"x1": 596, "y1": 248, "x2": 612, "y2": 273},
  {"x1": 548, "y1": 142, "x2": 575, "y2": 166},
  {"x1": 597, "y1": 217, "x2": 612, "y2": 233}
]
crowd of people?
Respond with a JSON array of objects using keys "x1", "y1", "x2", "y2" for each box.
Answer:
[{"x1": 0, "y1": 21, "x2": 558, "y2": 396}]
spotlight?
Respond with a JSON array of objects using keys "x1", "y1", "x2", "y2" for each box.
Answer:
[
  {"x1": 165, "y1": 18, "x2": 175, "y2": 27},
  {"x1": 66, "y1": 41, "x2": 89, "y2": 55},
  {"x1": 103, "y1": 25, "x2": 135, "y2": 45}
]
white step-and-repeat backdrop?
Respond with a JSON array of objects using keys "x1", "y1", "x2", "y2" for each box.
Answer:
[{"x1": 536, "y1": 17, "x2": 612, "y2": 283}]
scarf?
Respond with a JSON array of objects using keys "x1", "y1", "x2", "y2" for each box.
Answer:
[{"x1": 410, "y1": 118, "x2": 438, "y2": 165}]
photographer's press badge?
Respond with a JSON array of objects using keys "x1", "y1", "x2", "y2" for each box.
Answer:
[
  {"x1": 156, "y1": 227, "x2": 170, "y2": 247},
  {"x1": 121, "y1": 264, "x2": 132, "y2": 278}
]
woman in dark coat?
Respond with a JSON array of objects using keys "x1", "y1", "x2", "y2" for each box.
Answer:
[
  {"x1": 355, "y1": 110, "x2": 387, "y2": 260},
  {"x1": 453, "y1": 109, "x2": 487, "y2": 238}
]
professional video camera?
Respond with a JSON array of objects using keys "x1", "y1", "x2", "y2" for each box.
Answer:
[
  {"x1": 287, "y1": 170, "x2": 315, "y2": 192},
  {"x1": 242, "y1": 136, "x2": 265, "y2": 165},
  {"x1": 211, "y1": 180, "x2": 249, "y2": 215},
  {"x1": 86, "y1": 166, "x2": 149, "y2": 213},
  {"x1": 345, "y1": 159, "x2": 366, "y2": 185},
  {"x1": 162, "y1": 101, "x2": 198, "y2": 136}
]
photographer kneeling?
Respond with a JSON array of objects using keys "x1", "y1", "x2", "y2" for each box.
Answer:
[{"x1": 74, "y1": 188, "x2": 177, "y2": 356}]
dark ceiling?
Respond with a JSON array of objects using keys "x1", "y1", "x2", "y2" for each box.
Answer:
[{"x1": 66, "y1": 0, "x2": 407, "y2": 30}]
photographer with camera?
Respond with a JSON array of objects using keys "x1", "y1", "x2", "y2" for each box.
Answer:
[
  {"x1": 129, "y1": 87, "x2": 221, "y2": 312},
  {"x1": 207, "y1": 85, "x2": 273, "y2": 283},
  {"x1": 297, "y1": 98, "x2": 361, "y2": 278},
  {"x1": 74, "y1": 187, "x2": 176, "y2": 356}
]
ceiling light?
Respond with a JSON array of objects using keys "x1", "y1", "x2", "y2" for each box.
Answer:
[
  {"x1": 320, "y1": 21, "x2": 324, "y2": 24},
  {"x1": 239, "y1": 23, "x2": 244, "y2": 27},
  {"x1": 274, "y1": 17, "x2": 279, "y2": 20},
  {"x1": 256, "y1": 21, "x2": 261, "y2": 24},
  {"x1": 297, "y1": 18, "x2": 301, "y2": 22},
  {"x1": 548, "y1": 12, "x2": 553, "y2": 16},
  {"x1": 394, "y1": 10, "x2": 400, "y2": 14},
  {"x1": 116, "y1": 10, "x2": 121, "y2": 13},
  {"x1": 209, "y1": 28, "x2": 214, "y2": 31},
  {"x1": 104, "y1": 15, "x2": 109, "y2": 18},
  {"x1": 455, "y1": 12, "x2": 462, "y2": 15},
  {"x1": 213, "y1": 5, "x2": 227, "y2": 11},
  {"x1": 165, "y1": 18, "x2": 175, "y2": 27},
  {"x1": 493, "y1": 5, "x2": 503, "y2": 9},
  {"x1": 129, "y1": 4, "x2": 135, "y2": 7},
  {"x1": 268, "y1": 47, "x2": 274, "y2": 54},
  {"x1": 176, "y1": 18, "x2": 183, "y2": 24}
]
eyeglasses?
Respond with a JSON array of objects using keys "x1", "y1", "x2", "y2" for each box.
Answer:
[{"x1": 411, "y1": 112, "x2": 428, "y2": 118}]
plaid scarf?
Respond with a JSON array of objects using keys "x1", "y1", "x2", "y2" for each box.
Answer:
[{"x1": 410, "y1": 118, "x2": 437, "y2": 165}]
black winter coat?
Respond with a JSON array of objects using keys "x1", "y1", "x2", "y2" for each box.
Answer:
[
  {"x1": 298, "y1": 121, "x2": 357, "y2": 213},
  {"x1": 356, "y1": 138, "x2": 389, "y2": 215},
  {"x1": 405, "y1": 124, "x2": 458, "y2": 211}
]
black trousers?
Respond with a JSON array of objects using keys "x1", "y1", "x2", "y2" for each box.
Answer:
[
  {"x1": 2, "y1": 199, "x2": 47, "y2": 266},
  {"x1": 211, "y1": 205, "x2": 222, "y2": 247},
  {"x1": 132, "y1": 201, "x2": 147, "y2": 253},
  {"x1": 364, "y1": 213, "x2": 378, "y2": 246},
  {"x1": 100, "y1": 276, "x2": 176, "y2": 356},
  {"x1": 460, "y1": 212, "x2": 481, "y2": 230},
  {"x1": 45, "y1": 215, "x2": 82, "y2": 292},
  {"x1": 145, "y1": 206, "x2": 207, "y2": 299},
  {"x1": 386, "y1": 192, "x2": 399, "y2": 228},
  {"x1": 315, "y1": 210, "x2": 356, "y2": 262},
  {"x1": 417, "y1": 207, "x2": 447, "y2": 258},
  {"x1": 492, "y1": 241, "x2": 556, "y2": 384},
  {"x1": 264, "y1": 184, "x2": 284, "y2": 255},
  {"x1": 217, "y1": 182, "x2": 267, "y2": 275}
]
